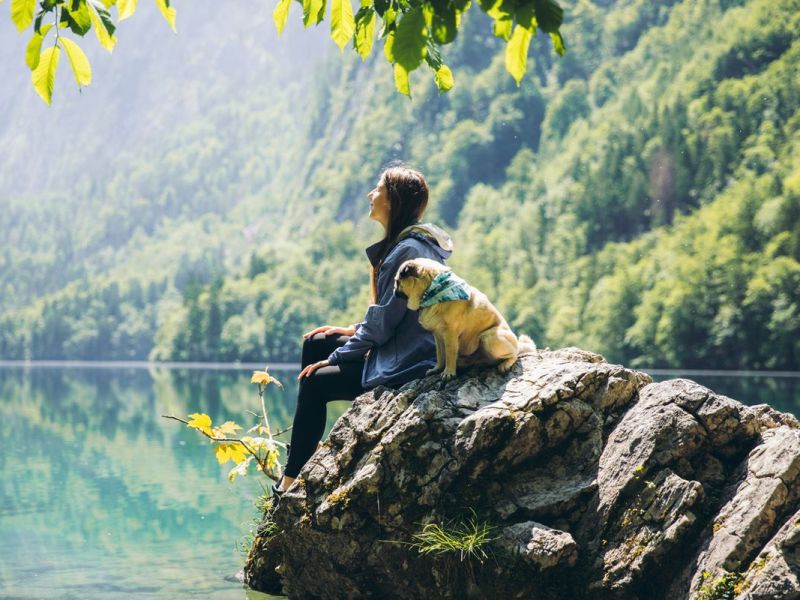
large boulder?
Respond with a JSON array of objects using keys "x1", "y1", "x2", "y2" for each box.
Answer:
[{"x1": 243, "y1": 348, "x2": 800, "y2": 599}]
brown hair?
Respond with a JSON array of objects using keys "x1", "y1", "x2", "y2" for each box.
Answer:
[{"x1": 370, "y1": 165, "x2": 429, "y2": 303}]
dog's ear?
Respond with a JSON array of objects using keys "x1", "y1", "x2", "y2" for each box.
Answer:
[{"x1": 398, "y1": 262, "x2": 418, "y2": 279}]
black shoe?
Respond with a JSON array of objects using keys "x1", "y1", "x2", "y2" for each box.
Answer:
[{"x1": 272, "y1": 477, "x2": 285, "y2": 496}]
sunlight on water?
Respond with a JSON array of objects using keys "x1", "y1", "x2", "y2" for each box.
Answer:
[{"x1": 0, "y1": 366, "x2": 349, "y2": 599}]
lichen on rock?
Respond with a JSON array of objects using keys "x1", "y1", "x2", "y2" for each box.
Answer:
[{"x1": 243, "y1": 348, "x2": 800, "y2": 599}]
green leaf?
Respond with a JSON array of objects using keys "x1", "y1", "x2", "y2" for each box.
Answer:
[
  {"x1": 330, "y1": 0, "x2": 355, "y2": 51},
  {"x1": 505, "y1": 23, "x2": 532, "y2": 86},
  {"x1": 373, "y1": 0, "x2": 389, "y2": 17},
  {"x1": 533, "y1": 0, "x2": 562, "y2": 33},
  {"x1": 394, "y1": 62, "x2": 410, "y2": 97},
  {"x1": 88, "y1": 1, "x2": 117, "y2": 51},
  {"x1": 64, "y1": 1, "x2": 92, "y2": 36},
  {"x1": 302, "y1": 0, "x2": 325, "y2": 27},
  {"x1": 481, "y1": 0, "x2": 511, "y2": 20},
  {"x1": 492, "y1": 15, "x2": 512, "y2": 40},
  {"x1": 31, "y1": 45, "x2": 60, "y2": 105},
  {"x1": 431, "y1": 8, "x2": 457, "y2": 44},
  {"x1": 379, "y1": 5, "x2": 396, "y2": 37},
  {"x1": 383, "y1": 29, "x2": 395, "y2": 62},
  {"x1": 60, "y1": 37, "x2": 92, "y2": 86},
  {"x1": 515, "y1": 2, "x2": 536, "y2": 31},
  {"x1": 424, "y1": 39, "x2": 442, "y2": 69},
  {"x1": 11, "y1": 0, "x2": 36, "y2": 32},
  {"x1": 393, "y1": 6, "x2": 427, "y2": 71},
  {"x1": 550, "y1": 30, "x2": 565, "y2": 55},
  {"x1": 272, "y1": 0, "x2": 292, "y2": 35},
  {"x1": 154, "y1": 0, "x2": 176, "y2": 32},
  {"x1": 117, "y1": 0, "x2": 137, "y2": 21},
  {"x1": 353, "y1": 6, "x2": 375, "y2": 60},
  {"x1": 25, "y1": 25, "x2": 51, "y2": 70},
  {"x1": 33, "y1": 10, "x2": 44, "y2": 33},
  {"x1": 434, "y1": 63, "x2": 453, "y2": 93}
]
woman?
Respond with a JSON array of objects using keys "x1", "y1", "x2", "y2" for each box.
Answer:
[{"x1": 273, "y1": 165, "x2": 453, "y2": 494}]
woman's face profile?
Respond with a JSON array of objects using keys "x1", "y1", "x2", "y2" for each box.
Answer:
[{"x1": 368, "y1": 179, "x2": 391, "y2": 228}]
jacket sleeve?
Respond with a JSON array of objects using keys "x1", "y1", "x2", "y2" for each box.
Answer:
[{"x1": 327, "y1": 242, "x2": 419, "y2": 366}]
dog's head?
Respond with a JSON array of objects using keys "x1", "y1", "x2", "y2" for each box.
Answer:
[{"x1": 393, "y1": 258, "x2": 449, "y2": 310}]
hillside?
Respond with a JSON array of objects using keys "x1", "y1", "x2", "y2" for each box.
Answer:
[{"x1": 0, "y1": 0, "x2": 798, "y2": 369}]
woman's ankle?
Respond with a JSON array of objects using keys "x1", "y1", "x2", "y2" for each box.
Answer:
[{"x1": 280, "y1": 475, "x2": 296, "y2": 491}]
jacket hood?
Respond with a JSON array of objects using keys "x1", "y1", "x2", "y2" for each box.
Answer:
[
  {"x1": 399, "y1": 222, "x2": 454, "y2": 256},
  {"x1": 365, "y1": 222, "x2": 454, "y2": 266}
]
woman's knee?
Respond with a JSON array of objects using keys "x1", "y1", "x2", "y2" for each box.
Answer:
[
  {"x1": 301, "y1": 335, "x2": 326, "y2": 366},
  {"x1": 301, "y1": 333, "x2": 340, "y2": 366}
]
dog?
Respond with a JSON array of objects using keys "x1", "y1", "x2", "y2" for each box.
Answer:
[{"x1": 393, "y1": 257, "x2": 536, "y2": 381}]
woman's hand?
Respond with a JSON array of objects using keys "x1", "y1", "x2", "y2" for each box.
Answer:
[
  {"x1": 302, "y1": 325, "x2": 356, "y2": 340},
  {"x1": 297, "y1": 360, "x2": 329, "y2": 380}
]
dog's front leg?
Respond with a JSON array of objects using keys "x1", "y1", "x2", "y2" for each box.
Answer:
[
  {"x1": 425, "y1": 332, "x2": 446, "y2": 376},
  {"x1": 441, "y1": 329, "x2": 459, "y2": 382}
]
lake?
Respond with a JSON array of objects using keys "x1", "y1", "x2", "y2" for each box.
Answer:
[{"x1": 0, "y1": 364, "x2": 797, "y2": 598}]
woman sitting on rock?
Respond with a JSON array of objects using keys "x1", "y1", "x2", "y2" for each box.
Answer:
[{"x1": 273, "y1": 165, "x2": 454, "y2": 495}]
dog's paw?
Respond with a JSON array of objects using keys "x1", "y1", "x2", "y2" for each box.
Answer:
[
  {"x1": 426, "y1": 366, "x2": 443, "y2": 377},
  {"x1": 441, "y1": 370, "x2": 456, "y2": 382},
  {"x1": 497, "y1": 358, "x2": 517, "y2": 374}
]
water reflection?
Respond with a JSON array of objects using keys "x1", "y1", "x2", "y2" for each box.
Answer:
[
  {"x1": 0, "y1": 366, "x2": 350, "y2": 599},
  {"x1": 647, "y1": 372, "x2": 800, "y2": 417}
]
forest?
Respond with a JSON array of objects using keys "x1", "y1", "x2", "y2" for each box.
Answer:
[{"x1": 0, "y1": 0, "x2": 798, "y2": 370}]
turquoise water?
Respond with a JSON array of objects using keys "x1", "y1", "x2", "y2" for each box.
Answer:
[
  {"x1": 0, "y1": 366, "x2": 350, "y2": 599},
  {"x1": 0, "y1": 365, "x2": 797, "y2": 599}
]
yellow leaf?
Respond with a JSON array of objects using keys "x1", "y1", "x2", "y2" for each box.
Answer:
[
  {"x1": 216, "y1": 421, "x2": 242, "y2": 436},
  {"x1": 215, "y1": 443, "x2": 233, "y2": 464},
  {"x1": 187, "y1": 413, "x2": 213, "y2": 436},
  {"x1": 31, "y1": 45, "x2": 60, "y2": 106},
  {"x1": 25, "y1": 25, "x2": 51, "y2": 71},
  {"x1": 394, "y1": 62, "x2": 410, "y2": 97},
  {"x1": 154, "y1": 0, "x2": 176, "y2": 32},
  {"x1": 266, "y1": 449, "x2": 279, "y2": 471},
  {"x1": 505, "y1": 24, "x2": 532, "y2": 86},
  {"x1": 330, "y1": 0, "x2": 355, "y2": 51},
  {"x1": 273, "y1": 0, "x2": 291, "y2": 35},
  {"x1": 117, "y1": 0, "x2": 138, "y2": 21},
  {"x1": 215, "y1": 442, "x2": 248, "y2": 465},
  {"x1": 88, "y1": 4, "x2": 117, "y2": 52},
  {"x1": 60, "y1": 38, "x2": 92, "y2": 87},
  {"x1": 251, "y1": 370, "x2": 272, "y2": 385},
  {"x1": 229, "y1": 444, "x2": 248, "y2": 464},
  {"x1": 434, "y1": 64, "x2": 453, "y2": 93},
  {"x1": 11, "y1": 0, "x2": 36, "y2": 33}
]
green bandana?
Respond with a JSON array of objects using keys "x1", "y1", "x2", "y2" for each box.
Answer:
[{"x1": 419, "y1": 271, "x2": 471, "y2": 308}]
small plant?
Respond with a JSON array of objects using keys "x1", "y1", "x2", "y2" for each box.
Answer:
[
  {"x1": 698, "y1": 569, "x2": 745, "y2": 600},
  {"x1": 163, "y1": 367, "x2": 289, "y2": 483},
  {"x1": 407, "y1": 509, "x2": 497, "y2": 563}
]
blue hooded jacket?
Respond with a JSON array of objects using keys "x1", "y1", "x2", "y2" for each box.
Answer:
[{"x1": 326, "y1": 222, "x2": 453, "y2": 389}]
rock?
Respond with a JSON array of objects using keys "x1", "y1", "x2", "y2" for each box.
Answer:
[
  {"x1": 244, "y1": 349, "x2": 800, "y2": 599},
  {"x1": 496, "y1": 521, "x2": 579, "y2": 569}
]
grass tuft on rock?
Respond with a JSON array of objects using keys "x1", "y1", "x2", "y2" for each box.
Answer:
[{"x1": 409, "y1": 510, "x2": 496, "y2": 563}]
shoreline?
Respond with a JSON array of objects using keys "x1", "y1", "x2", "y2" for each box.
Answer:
[{"x1": 0, "y1": 360, "x2": 798, "y2": 377}]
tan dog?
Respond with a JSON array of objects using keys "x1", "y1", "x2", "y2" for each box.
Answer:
[{"x1": 394, "y1": 258, "x2": 536, "y2": 381}]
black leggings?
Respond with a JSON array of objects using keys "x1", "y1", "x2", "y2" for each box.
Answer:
[{"x1": 283, "y1": 333, "x2": 366, "y2": 478}]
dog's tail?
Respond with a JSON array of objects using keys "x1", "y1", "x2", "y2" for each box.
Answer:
[{"x1": 517, "y1": 334, "x2": 537, "y2": 354}]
